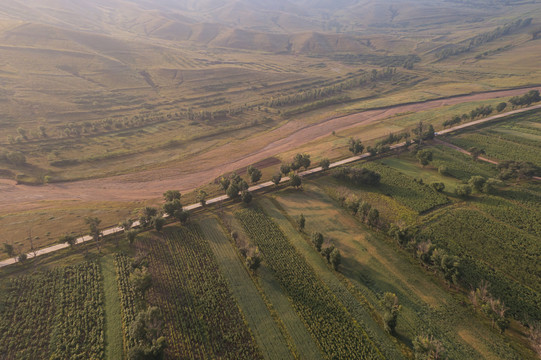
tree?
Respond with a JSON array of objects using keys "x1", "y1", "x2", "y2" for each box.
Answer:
[
  {"x1": 198, "y1": 190, "x2": 207, "y2": 206},
  {"x1": 440, "y1": 254, "x2": 460, "y2": 286},
  {"x1": 154, "y1": 216, "x2": 165, "y2": 232},
  {"x1": 272, "y1": 173, "x2": 282, "y2": 186},
  {"x1": 297, "y1": 214, "x2": 306, "y2": 231},
  {"x1": 128, "y1": 307, "x2": 167, "y2": 360},
  {"x1": 416, "y1": 149, "x2": 433, "y2": 167},
  {"x1": 85, "y1": 216, "x2": 102, "y2": 253},
  {"x1": 290, "y1": 173, "x2": 302, "y2": 188},
  {"x1": 130, "y1": 267, "x2": 152, "y2": 297},
  {"x1": 320, "y1": 158, "x2": 331, "y2": 171},
  {"x1": 311, "y1": 232, "x2": 324, "y2": 252},
  {"x1": 348, "y1": 137, "x2": 364, "y2": 155},
  {"x1": 3, "y1": 243, "x2": 15, "y2": 259},
  {"x1": 293, "y1": 153, "x2": 311, "y2": 170},
  {"x1": 413, "y1": 334, "x2": 445, "y2": 360},
  {"x1": 496, "y1": 102, "x2": 507, "y2": 112},
  {"x1": 247, "y1": 166, "x2": 262, "y2": 183},
  {"x1": 126, "y1": 229, "x2": 138, "y2": 245},
  {"x1": 455, "y1": 184, "x2": 472, "y2": 198},
  {"x1": 380, "y1": 292, "x2": 401, "y2": 334},
  {"x1": 140, "y1": 207, "x2": 158, "y2": 228},
  {"x1": 241, "y1": 190, "x2": 253, "y2": 204},
  {"x1": 528, "y1": 323, "x2": 541, "y2": 357},
  {"x1": 163, "y1": 199, "x2": 182, "y2": 218},
  {"x1": 6, "y1": 151, "x2": 26, "y2": 166},
  {"x1": 59, "y1": 234, "x2": 77, "y2": 248},
  {"x1": 468, "y1": 176, "x2": 486, "y2": 192},
  {"x1": 431, "y1": 182, "x2": 445, "y2": 192},
  {"x1": 358, "y1": 201, "x2": 371, "y2": 221},
  {"x1": 246, "y1": 248, "x2": 262, "y2": 273},
  {"x1": 280, "y1": 164, "x2": 291, "y2": 175},
  {"x1": 367, "y1": 208, "x2": 380, "y2": 228},
  {"x1": 412, "y1": 121, "x2": 425, "y2": 145},
  {"x1": 120, "y1": 219, "x2": 133, "y2": 232},
  {"x1": 219, "y1": 177, "x2": 231, "y2": 191},
  {"x1": 226, "y1": 182, "x2": 240, "y2": 199},
  {"x1": 438, "y1": 165, "x2": 449, "y2": 176},
  {"x1": 176, "y1": 211, "x2": 190, "y2": 225},
  {"x1": 18, "y1": 253, "x2": 28, "y2": 263},
  {"x1": 17, "y1": 127, "x2": 28, "y2": 140},
  {"x1": 482, "y1": 178, "x2": 501, "y2": 194},
  {"x1": 330, "y1": 248, "x2": 341, "y2": 270},
  {"x1": 163, "y1": 190, "x2": 181, "y2": 202},
  {"x1": 322, "y1": 245, "x2": 335, "y2": 263},
  {"x1": 469, "y1": 147, "x2": 485, "y2": 161}
]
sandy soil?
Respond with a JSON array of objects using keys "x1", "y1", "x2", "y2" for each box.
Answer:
[{"x1": 1, "y1": 86, "x2": 540, "y2": 212}]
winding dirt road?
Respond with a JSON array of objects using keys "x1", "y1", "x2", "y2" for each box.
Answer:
[{"x1": 1, "y1": 86, "x2": 540, "y2": 213}]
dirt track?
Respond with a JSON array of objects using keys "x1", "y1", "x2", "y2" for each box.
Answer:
[{"x1": 1, "y1": 86, "x2": 540, "y2": 212}]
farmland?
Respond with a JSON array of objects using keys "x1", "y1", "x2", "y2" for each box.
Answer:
[
  {"x1": 138, "y1": 225, "x2": 262, "y2": 359},
  {"x1": 236, "y1": 207, "x2": 385, "y2": 360},
  {"x1": 1, "y1": 0, "x2": 541, "y2": 358},
  {"x1": 445, "y1": 109, "x2": 541, "y2": 166}
]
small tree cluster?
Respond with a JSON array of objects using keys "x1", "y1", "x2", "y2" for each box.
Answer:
[
  {"x1": 413, "y1": 334, "x2": 445, "y2": 360},
  {"x1": 247, "y1": 165, "x2": 262, "y2": 184},
  {"x1": 332, "y1": 166, "x2": 381, "y2": 186},
  {"x1": 348, "y1": 137, "x2": 364, "y2": 155},
  {"x1": 416, "y1": 149, "x2": 433, "y2": 167},
  {"x1": 220, "y1": 173, "x2": 249, "y2": 200},
  {"x1": 128, "y1": 307, "x2": 167, "y2": 360},
  {"x1": 498, "y1": 160, "x2": 540, "y2": 180},
  {"x1": 469, "y1": 281, "x2": 510, "y2": 334},
  {"x1": 291, "y1": 153, "x2": 311, "y2": 171},
  {"x1": 85, "y1": 216, "x2": 102, "y2": 253},
  {"x1": 0, "y1": 151, "x2": 27, "y2": 166},
  {"x1": 162, "y1": 191, "x2": 189, "y2": 225},
  {"x1": 339, "y1": 194, "x2": 382, "y2": 229},
  {"x1": 416, "y1": 240, "x2": 460, "y2": 286},
  {"x1": 320, "y1": 158, "x2": 331, "y2": 171},
  {"x1": 509, "y1": 90, "x2": 540, "y2": 107},
  {"x1": 380, "y1": 292, "x2": 401, "y2": 334}
]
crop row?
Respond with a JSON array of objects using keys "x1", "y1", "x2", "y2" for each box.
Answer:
[
  {"x1": 0, "y1": 262, "x2": 105, "y2": 359},
  {"x1": 140, "y1": 226, "x2": 262, "y2": 359},
  {"x1": 236, "y1": 208, "x2": 383, "y2": 360},
  {"x1": 362, "y1": 162, "x2": 449, "y2": 213},
  {"x1": 114, "y1": 254, "x2": 139, "y2": 355}
]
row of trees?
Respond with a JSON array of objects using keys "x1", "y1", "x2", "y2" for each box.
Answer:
[{"x1": 436, "y1": 18, "x2": 532, "y2": 60}]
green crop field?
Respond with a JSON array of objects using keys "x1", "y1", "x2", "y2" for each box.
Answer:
[{"x1": 0, "y1": 262, "x2": 105, "y2": 359}]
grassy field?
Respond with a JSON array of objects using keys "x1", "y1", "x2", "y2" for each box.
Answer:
[{"x1": 101, "y1": 256, "x2": 124, "y2": 360}]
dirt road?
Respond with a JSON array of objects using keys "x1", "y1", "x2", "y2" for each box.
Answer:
[{"x1": 1, "y1": 86, "x2": 540, "y2": 213}]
